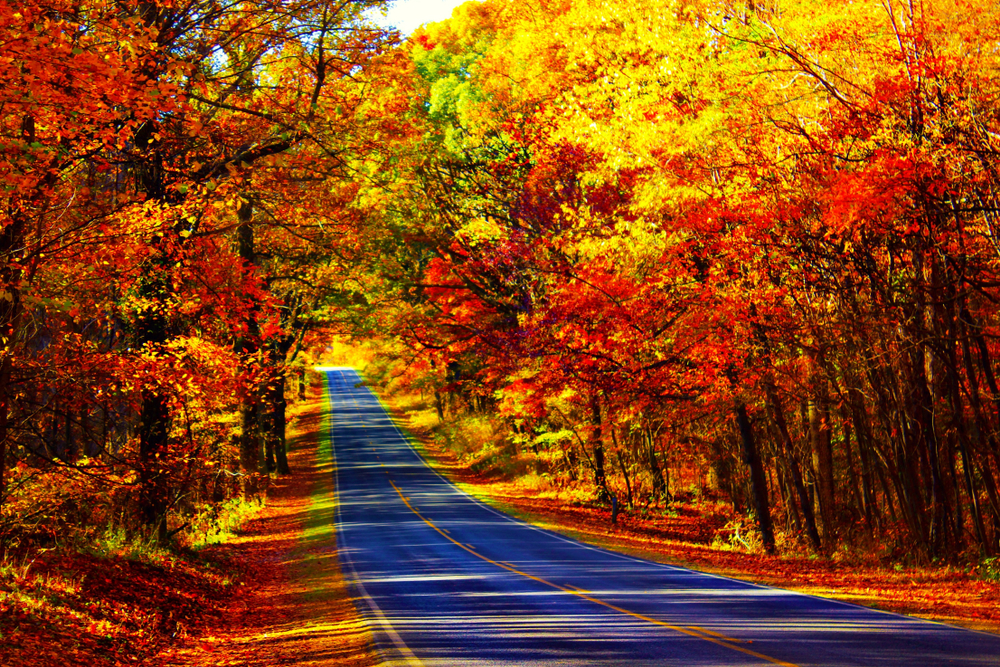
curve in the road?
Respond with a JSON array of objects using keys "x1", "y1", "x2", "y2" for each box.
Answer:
[
  {"x1": 321, "y1": 366, "x2": 1000, "y2": 667},
  {"x1": 386, "y1": 476, "x2": 796, "y2": 667}
]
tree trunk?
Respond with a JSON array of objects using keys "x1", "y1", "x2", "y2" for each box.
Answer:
[
  {"x1": 1, "y1": 116, "x2": 36, "y2": 554},
  {"x1": 617, "y1": 452, "x2": 633, "y2": 508},
  {"x1": 139, "y1": 390, "x2": 170, "y2": 542},
  {"x1": 271, "y1": 364, "x2": 291, "y2": 475},
  {"x1": 734, "y1": 403, "x2": 776, "y2": 554},
  {"x1": 0, "y1": 354, "x2": 10, "y2": 558},
  {"x1": 848, "y1": 387, "x2": 878, "y2": 531},
  {"x1": 590, "y1": 392, "x2": 610, "y2": 503},
  {"x1": 435, "y1": 389, "x2": 445, "y2": 421},
  {"x1": 240, "y1": 399, "x2": 263, "y2": 495},
  {"x1": 765, "y1": 384, "x2": 821, "y2": 551},
  {"x1": 0, "y1": 270, "x2": 18, "y2": 558},
  {"x1": 611, "y1": 427, "x2": 633, "y2": 508},
  {"x1": 808, "y1": 392, "x2": 836, "y2": 540},
  {"x1": 960, "y1": 316, "x2": 994, "y2": 553},
  {"x1": 778, "y1": 466, "x2": 801, "y2": 534},
  {"x1": 135, "y1": 243, "x2": 172, "y2": 541},
  {"x1": 563, "y1": 443, "x2": 579, "y2": 481},
  {"x1": 910, "y1": 342, "x2": 948, "y2": 557},
  {"x1": 645, "y1": 426, "x2": 668, "y2": 501},
  {"x1": 840, "y1": 412, "x2": 864, "y2": 525},
  {"x1": 236, "y1": 198, "x2": 264, "y2": 495}
]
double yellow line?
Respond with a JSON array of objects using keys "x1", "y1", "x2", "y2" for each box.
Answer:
[{"x1": 388, "y1": 479, "x2": 799, "y2": 667}]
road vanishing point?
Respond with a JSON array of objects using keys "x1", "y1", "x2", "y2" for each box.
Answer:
[{"x1": 321, "y1": 367, "x2": 1000, "y2": 666}]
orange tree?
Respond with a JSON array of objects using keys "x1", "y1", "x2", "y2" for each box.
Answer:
[
  {"x1": 349, "y1": 0, "x2": 1000, "y2": 562},
  {"x1": 0, "y1": 0, "x2": 397, "y2": 548}
]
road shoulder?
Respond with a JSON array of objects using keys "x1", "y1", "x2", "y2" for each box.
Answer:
[
  {"x1": 380, "y1": 396, "x2": 1000, "y2": 637},
  {"x1": 159, "y1": 389, "x2": 377, "y2": 666}
]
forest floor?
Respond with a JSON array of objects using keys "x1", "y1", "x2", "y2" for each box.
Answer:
[
  {"x1": 385, "y1": 402, "x2": 1000, "y2": 638},
  {"x1": 0, "y1": 390, "x2": 377, "y2": 667},
  {"x1": 5, "y1": 385, "x2": 1000, "y2": 666}
]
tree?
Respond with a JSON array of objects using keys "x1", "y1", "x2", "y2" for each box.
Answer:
[{"x1": 1, "y1": 0, "x2": 398, "y2": 546}]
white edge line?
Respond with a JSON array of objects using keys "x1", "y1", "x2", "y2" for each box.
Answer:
[
  {"x1": 341, "y1": 369, "x2": 1000, "y2": 640},
  {"x1": 325, "y1": 371, "x2": 425, "y2": 667}
]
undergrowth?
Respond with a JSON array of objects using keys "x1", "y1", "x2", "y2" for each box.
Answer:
[
  {"x1": 982, "y1": 557, "x2": 1000, "y2": 582},
  {"x1": 183, "y1": 495, "x2": 264, "y2": 549},
  {"x1": 0, "y1": 484, "x2": 266, "y2": 665}
]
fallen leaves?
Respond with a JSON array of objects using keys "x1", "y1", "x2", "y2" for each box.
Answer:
[
  {"x1": 0, "y1": 547, "x2": 231, "y2": 667},
  {"x1": 396, "y1": 397, "x2": 1000, "y2": 637},
  {"x1": 1, "y1": 390, "x2": 377, "y2": 667}
]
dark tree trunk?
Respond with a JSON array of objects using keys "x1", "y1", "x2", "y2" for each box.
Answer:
[
  {"x1": 611, "y1": 427, "x2": 633, "y2": 508},
  {"x1": 848, "y1": 387, "x2": 878, "y2": 531},
  {"x1": 2, "y1": 115, "x2": 39, "y2": 554},
  {"x1": 135, "y1": 244, "x2": 172, "y2": 541},
  {"x1": 590, "y1": 393, "x2": 610, "y2": 503},
  {"x1": 264, "y1": 406, "x2": 276, "y2": 474},
  {"x1": 645, "y1": 426, "x2": 668, "y2": 501},
  {"x1": 910, "y1": 343, "x2": 948, "y2": 557},
  {"x1": 435, "y1": 389, "x2": 445, "y2": 421},
  {"x1": 617, "y1": 452, "x2": 633, "y2": 508},
  {"x1": 808, "y1": 392, "x2": 836, "y2": 541},
  {"x1": 765, "y1": 384, "x2": 821, "y2": 552},
  {"x1": 240, "y1": 399, "x2": 263, "y2": 495},
  {"x1": 778, "y1": 466, "x2": 802, "y2": 534},
  {"x1": 139, "y1": 390, "x2": 170, "y2": 542},
  {"x1": 0, "y1": 354, "x2": 10, "y2": 558},
  {"x1": 263, "y1": 304, "x2": 299, "y2": 476},
  {"x1": 960, "y1": 316, "x2": 994, "y2": 554},
  {"x1": 236, "y1": 198, "x2": 264, "y2": 495},
  {"x1": 270, "y1": 363, "x2": 291, "y2": 475},
  {"x1": 734, "y1": 403, "x2": 776, "y2": 554},
  {"x1": 709, "y1": 436, "x2": 737, "y2": 510},
  {"x1": 0, "y1": 264, "x2": 18, "y2": 558},
  {"x1": 841, "y1": 414, "x2": 864, "y2": 524}
]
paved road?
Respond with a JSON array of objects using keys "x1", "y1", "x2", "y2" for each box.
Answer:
[{"x1": 323, "y1": 367, "x2": 1000, "y2": 666}]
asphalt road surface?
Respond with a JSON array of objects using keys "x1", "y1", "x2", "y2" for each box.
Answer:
[{"x1": 322, "y1": 367, "x2": 1000, "y2": 666}]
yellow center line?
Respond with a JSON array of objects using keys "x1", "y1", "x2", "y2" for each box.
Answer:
[
  {"x1": 687, "y1": 625, "x2": 752, "y2": 644},
  {"x1": 388, "y1": 478, "x2": 798, "y2": 667}
]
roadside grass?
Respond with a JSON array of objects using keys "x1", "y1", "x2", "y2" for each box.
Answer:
[{"x1": 378, "y1": 388, "x2": 1000, "y2": 636}]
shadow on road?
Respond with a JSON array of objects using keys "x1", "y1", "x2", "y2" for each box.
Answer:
[{"x1": 161, "y1": 392, "x2": 377, "y2": 666}]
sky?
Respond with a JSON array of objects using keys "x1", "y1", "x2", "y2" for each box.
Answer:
[{"x1": 368, "y1": 0, "x2": 476, "y2": 36}]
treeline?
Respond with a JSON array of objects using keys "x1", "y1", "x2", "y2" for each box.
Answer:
[
  {"x1": 0, "y1": 0, "x2": 401, "y2": 552},
  {"x1": 350, "y1": 0, "x2": 1000, "y2": 562},
  {"x1": 8, "y1": 0, "x2": 1000, "y2": 566}
]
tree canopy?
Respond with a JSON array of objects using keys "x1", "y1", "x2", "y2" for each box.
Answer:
[{"x1": 5, "y1": 0, "x2": 1000, "y2": 565}]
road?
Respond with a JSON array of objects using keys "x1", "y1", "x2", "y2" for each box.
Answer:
[{"x1": 322, "y1": 367, "x2": 1000, "y2": 666}]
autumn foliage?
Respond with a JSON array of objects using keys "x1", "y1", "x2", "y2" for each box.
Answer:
[
  {"x1": 0, "y1": 0, "x2": 402, "y2": 554},
  {"x1": 349, "y1": 0, "x2": 1000, "y2": 566},
  {"x1": 5, "y1": 0, "x2": 1000, "y2": 623}
]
